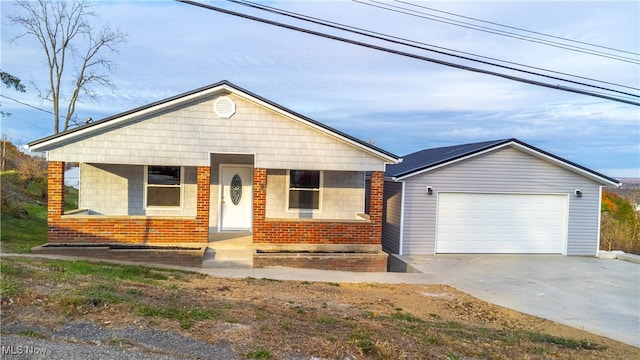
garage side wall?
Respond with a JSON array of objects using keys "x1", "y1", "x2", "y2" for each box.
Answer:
[
  {"x1": 382, "y1": 181, "x2": 403, "y2": 254},
  {"x1": 399, "y1": 147, "x2": 603, "y2": 256}
]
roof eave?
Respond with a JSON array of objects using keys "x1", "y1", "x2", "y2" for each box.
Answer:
[
  {"x1": 508, "y1": 140, "x2": 620, "y2": 186},
  {"x1": 391, "y1": 139, "x2": 619, "y2": 186},
  {"x1": 28, "y1": 81, "x2": 400, "y2": 163},
  {"x1": 29, "y1": 80, "x2": 233, "y2": 152}
]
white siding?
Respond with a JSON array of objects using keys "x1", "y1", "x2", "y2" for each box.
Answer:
[
  {"x1": 399, "y1": 147, "x2": 603, "y2": 256},
  {"x1": 48, "y1": 94, "x2": 388, "y2": 171},
  {"x1": 265, "y1": 170, "x2": 366, "y2": 220},
  {"x1": 79, "y1": 163, "x2": 197, "y2": 217}
]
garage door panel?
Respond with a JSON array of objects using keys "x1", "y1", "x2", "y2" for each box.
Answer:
[{"x1": 436, "y1": 193, "x2": 567, "y2": 254}]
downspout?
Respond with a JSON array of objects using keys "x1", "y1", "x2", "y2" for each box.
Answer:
[
  {"x1": 596, "y1": 186, "x2": 603, "y2": 257},
  {"x1": 399, "y1": 180, "x2": 406, "y2": 255}
]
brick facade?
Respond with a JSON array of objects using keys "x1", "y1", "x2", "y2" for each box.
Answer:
[
  {"x1": 45, "y1": 163, "x2": 387, "y2": 271},
  {"x1": 47, "y1": 162, "x2": 211, "y2": 244},
  {"x1": 254, "y1": 252, "x2": 388, "y2": 272},
  {"x1": 252, "y1": 168, "x2": 385, "y2": 246}
]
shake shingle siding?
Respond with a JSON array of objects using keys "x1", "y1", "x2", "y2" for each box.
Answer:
[
  {"x1": 397, "y1": 147, "x2": 605, "y2": 256},
  {"x1": 79, "y1": 163, "x2": 198, "y2": 217},
  {"x1": 47, "y1": 95, "x2": 388, "y2": 172}
]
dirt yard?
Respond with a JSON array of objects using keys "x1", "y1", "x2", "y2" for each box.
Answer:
[{"x1": 1, "y1": 257, "x2": 638, "y2": 359}]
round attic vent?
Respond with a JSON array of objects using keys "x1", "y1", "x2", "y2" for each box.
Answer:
[{"x1": 214, "y1": 96, "x2": 236, "y2": 118}]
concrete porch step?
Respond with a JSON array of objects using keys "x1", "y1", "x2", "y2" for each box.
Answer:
[{"x1": 202, "y1": 247, "x2": 253, "y2": 269}]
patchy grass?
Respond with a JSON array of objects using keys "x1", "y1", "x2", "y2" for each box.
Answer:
[
  {"x1": 247, "y1": 346, "x2": 272, "y2": 359},
  {"x1": 0, "y1": 201, "x2": 47, "y2": 253},
  {"x1": 138, "y1": 304, "x2": 222, "y2": 329},
  {"x1": 0, "y1": 257, "x2": 633, "y2": 360},
  {"x1": 0, "y1": 170, "x2": 77, "y2": 253},
  {"x1": 526, "y1": 331, "x2": 607, "y2": 350},
  {"x1": 40, "y1": 259, "x2": 187, "y2": 283}
]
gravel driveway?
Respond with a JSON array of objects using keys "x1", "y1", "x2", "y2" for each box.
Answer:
[{"x1": 1, "y1": 321, "x2": 238, "y2": 359}]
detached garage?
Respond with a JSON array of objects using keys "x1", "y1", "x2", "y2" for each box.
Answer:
[{"x1": 382, "y1": 139, "x2": 619, "y2": 256}]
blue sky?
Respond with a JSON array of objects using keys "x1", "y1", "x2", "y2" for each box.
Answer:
[{"x1": 1, "y1": 1, "x2": 639, "y2": 177}]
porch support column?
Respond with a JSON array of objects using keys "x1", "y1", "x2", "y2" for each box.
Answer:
[
  {"x1": 252, "y1": 168, "x2": 267, "y2": 243},
  {"x1": 47, "y1": 161, "x2": 65, "y2": 221},
  {"x1": 368, "y1": 171, "x2": 384, "y2": 243},
  {"x1": 195, "y1": 166, "x2": 211, "y2": 242}
]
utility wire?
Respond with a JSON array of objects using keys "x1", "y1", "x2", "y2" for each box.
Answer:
[
  {"x1": 396, "y1": 0, "x2": 639, "y2": 56},
  {"x1": 176, "y1": 0, "x2": 639, "y2": 106},
  {"x1": 231, "y1": 0, "x2": 639, "y2": 92},
  {"x1": 0, "y1": 94, "x2": 56, "y2": 116},
  {"x1": 226, "y1": 0, "x2": 639, "y2": 98},
  {"x1": 357, "y1": 0, "x2": 639, "y2": 64},
  {"x1": 0, "y1": 95, "x2": 53, "y2": 130}
]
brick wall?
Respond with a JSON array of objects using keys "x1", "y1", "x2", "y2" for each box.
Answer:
[
  {"x1": 254, "y1": 252, "x2": 388, "y2": 272},
  {"x1": 47, "y1": 162, "x2": 211, "y2": 244},
  {"x1": 252, "y1": 168, "x2": 384, "y2": 246}
]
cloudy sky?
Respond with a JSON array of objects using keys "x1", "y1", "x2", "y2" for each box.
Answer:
[{"x1": 1, "y1": 0, "x2": 638, "y2": 177}]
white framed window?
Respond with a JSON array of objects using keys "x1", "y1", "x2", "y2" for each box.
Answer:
[
  {"x1": 288, "y1": 170, "x2": 322, "y2": 210},
  {"x1": 145, "y1": 166, "x2": 183, "y2": 208}
]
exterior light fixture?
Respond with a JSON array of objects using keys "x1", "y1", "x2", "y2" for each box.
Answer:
[
  {"x1": 575, "y1": 189, "x2": 582, "y2": 197},
  {"x1": 426, "y1": 186, "x2": 433, "y2": 195}
]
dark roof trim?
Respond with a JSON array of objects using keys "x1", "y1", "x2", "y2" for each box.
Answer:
[
  {"x1": 28, "y1": 80, "x2": 399, "y2": 161},
  {"x1": 225, "y1": 81, "x2": 399, "y2": 160},
  {"x1": 389, "y1": 139, "x2": 510, "y2": 178},
  {"x1": 392, "y1": 138, "x2": 619, "y2": 185},
  {"x1": 509, "y1": 138, "x2": 620, "y2": 185},
  {"x1": 28, "y1": 80, "x2": 230, "y2": 147}
]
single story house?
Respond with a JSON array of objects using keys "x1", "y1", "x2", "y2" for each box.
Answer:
[
  {"x1": 382, "y1": 139, "x2": 619, "y2": 256},
  {"x1": 28, "y1": 81, "x2": 400, "y2": 272}
]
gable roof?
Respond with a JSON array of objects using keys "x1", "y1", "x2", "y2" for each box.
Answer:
[
  {"x1": 28, "y1": 80, "x2": 399, "y2": 163},
  {"x1": 386, "y1": 138, "x2": 619, "y2": 186}
]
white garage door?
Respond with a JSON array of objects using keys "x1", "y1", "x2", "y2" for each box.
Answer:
[{"x1": 436, "y1": 193, "x2": 567, "y2": 254}]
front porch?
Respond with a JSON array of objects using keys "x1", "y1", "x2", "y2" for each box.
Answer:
[
  {"x1": 45, "y1": 162, "x2": 389, "y2": 271},
  {"x1": 206, "y1": 231, "x2": 389, "y2": 272}
]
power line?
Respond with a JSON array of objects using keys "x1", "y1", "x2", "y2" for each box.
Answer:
[
  {"x1": 0, "y1": 95, "x2": 52, "y2": 131},
  {"x1": 395, "y1": 0, "x2": 639, "y2": 57},
  {"x1": 357, "y1": 0, "x2": 639, "y2": 64},
  {"x1": 226, "y1": 0, "x2": 639, "y2": 98},
  {"x1": 176, "y1": 0, "x2": 639, "y2": 106},
  {"x1": 0, "y1": 94, "x2": 56, "y2": 116},
  {"x1": 231, "y1": 0, "x2": 639, "y2": 92}
]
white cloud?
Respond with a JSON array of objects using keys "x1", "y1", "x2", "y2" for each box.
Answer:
[{"x1": 2, "y1": 0, "x2": 638, "y2": 177}]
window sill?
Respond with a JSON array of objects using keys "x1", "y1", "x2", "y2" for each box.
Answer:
[
  {"x1": 61, "y1": 210, "x2": 195, "y2": 220},
  {"x1": 265, "y1": 217, "x2": 371, "y2": 223}
]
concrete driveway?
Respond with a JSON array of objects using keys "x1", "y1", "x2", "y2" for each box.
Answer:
[{"x1": 397, "y1": 255, "x2": 640, "y2": 347}]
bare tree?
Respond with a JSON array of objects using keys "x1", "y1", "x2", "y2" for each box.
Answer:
[{"x1": 9, "y1": 0, "x2": 127, "y2": 134}]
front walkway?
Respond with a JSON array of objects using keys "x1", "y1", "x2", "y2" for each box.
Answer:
[{"x1": 204, "y1": 232, "x2": 253, "y2": 268}]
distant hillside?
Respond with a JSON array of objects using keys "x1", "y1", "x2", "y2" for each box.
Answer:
[
  {"x1": 609, "y1": 178, "x2": 640, "y2": 208},
  {"x1": 0, "y1": 140, "x2": 78, "y2": 253}
]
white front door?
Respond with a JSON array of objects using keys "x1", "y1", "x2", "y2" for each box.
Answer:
[{"x1": 220, "y1": 165, "x2": 253, "y2": 230}]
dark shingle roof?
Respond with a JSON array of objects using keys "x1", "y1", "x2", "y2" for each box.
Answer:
[
  {"x1": 386, "y1": 139, "x2": 510, "y2": 178},
  {"x1": 386, "y1": 138, "x2": 619, "y2": 185}
]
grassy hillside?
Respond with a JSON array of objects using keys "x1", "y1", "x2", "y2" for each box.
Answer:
[{"x1": 1, "y1": 170, "x2": 77, "y2": 253}]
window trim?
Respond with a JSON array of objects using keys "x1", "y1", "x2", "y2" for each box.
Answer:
[
  {"x1": 144, "y1": 165, "x2": 184, "y2": 210},
  {"x1": 286, "y1": 170, "x2": 323, "y2": 212}
]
